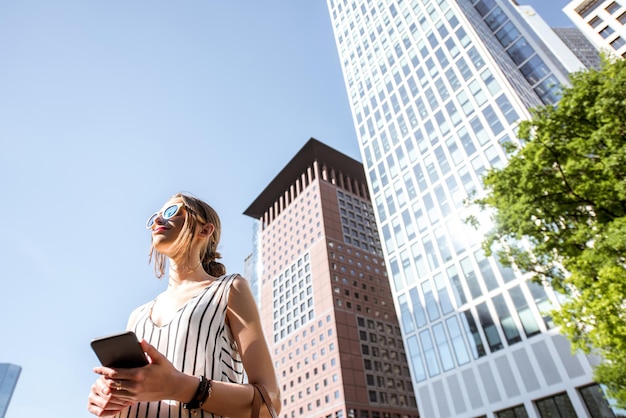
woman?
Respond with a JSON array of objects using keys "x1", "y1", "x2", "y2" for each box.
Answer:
[{"x1": 87, "y1": 193, "x2": 280, "y2": 418}]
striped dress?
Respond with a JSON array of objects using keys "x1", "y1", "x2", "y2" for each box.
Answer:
[{"x1": 117, "y1": 274, "x2": 244, "y2": 418}]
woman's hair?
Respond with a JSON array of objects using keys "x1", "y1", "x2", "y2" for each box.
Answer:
[{"x1": 149, "y1": 193, "x2": 227, "y2": 278}]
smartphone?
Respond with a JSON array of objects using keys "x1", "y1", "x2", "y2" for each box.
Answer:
[{"x1": 90, "y1": 331, "x2": 149, "y2": 368}]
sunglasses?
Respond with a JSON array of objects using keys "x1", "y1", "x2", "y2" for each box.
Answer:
[{"x1": 146, "y1": 203, "x2": 184, "y2": 229}]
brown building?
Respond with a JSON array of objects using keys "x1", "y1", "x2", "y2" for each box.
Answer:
[{"x1": 244, "y1": 138, "x2": 419, "y2": 418}]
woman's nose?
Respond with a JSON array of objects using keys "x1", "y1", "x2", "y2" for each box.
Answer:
[{"x1": 153, "y1": 212, "x2": 165, "y2": 225}]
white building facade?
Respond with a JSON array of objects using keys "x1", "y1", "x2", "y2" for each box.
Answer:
[
  {"x1": 564, "y1": 0, "x2": 626, "y2": 59},
  {"x1": 325, "y1": 0, "x2": 616, "y2": 417}
]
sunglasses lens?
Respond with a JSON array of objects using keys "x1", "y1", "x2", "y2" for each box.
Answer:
[
  {"x1": 163, "y1": 204, "x2": 181, "y2": 219},
  {"x1": 146, "y1": 213, "x2": 158, "y2": 228}
]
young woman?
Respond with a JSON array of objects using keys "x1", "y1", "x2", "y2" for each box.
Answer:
[{"x1": 87, "y1": 193, "x2": 280, "y2": 418}]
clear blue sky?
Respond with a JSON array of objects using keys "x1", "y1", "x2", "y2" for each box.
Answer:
[{"x1": 0, "y1": 1, "x2": 572, "y2": 417}]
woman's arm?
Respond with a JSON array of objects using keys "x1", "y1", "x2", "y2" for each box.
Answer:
[{"x1": 176, "y1": 274, "x2": 280, "y2": 417}]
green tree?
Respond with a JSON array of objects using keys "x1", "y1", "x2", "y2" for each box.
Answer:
[{"x1": 475, "y1": 56, "x2": 626, "y2": 407}]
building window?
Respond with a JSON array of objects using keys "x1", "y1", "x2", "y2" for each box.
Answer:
[
  {"x1": 579, "y1": 384, "x2": 616, "y2": 417},
  {"x1": 495, "y1": 404, "x2": 529, "y2": 418},
  {"x1": 509, "y1": 285, "x2": 541, "y2": 337},
  {"x1": 589, "y1": 16, "x2": 603, "y2": 28},
  {"x1": 599, "y1": 26, "x2": 615, "y2": 39},
  {"x1": 535, "y1": 392, "x2": 577, "y2": 417},
  {"x1": 606, "y1": 1, "x2": 620, "y2": 14},
  {"x1": 610, "y1": 36, "x2": 626, "y2": 50}
]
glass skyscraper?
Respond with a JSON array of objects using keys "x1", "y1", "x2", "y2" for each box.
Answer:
[
  {"x1": 0, "y1": 363, "x2": 21, "y2": 418},
  {"x1": 325, "y1": 1, "x2": 615, "y2": 417}
]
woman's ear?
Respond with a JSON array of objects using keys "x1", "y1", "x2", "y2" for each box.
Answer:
[{"x1": 199, "y1": 223, "x2": 215, "y2": 238}]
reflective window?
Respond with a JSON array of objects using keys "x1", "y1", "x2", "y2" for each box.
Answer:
[
  {"x1": 433, "y1": 323, "x2": 455, "y2": 371},
  {"x1": 496, "y1": 94, "x2": 519, "y2": 124},
  {"x1": 507, "y1": 37, "x2": 534, "y2": 65},
  {"x1": 477, "y1": 302, "x2": 504, "y2": 351},
  {"x1": 509, "y1": 285, "x2": 541, "y2": 337},
  {"x1": 534, "y1": 75, "x2": 561, "y2": 105},
  {"x1": 406, "y1": 336, "x2": 427, "y2": 382},
  {"x1": 445, "y1": 137, "x2": 463, "y2": 165},
  {"x1": 495, "y1": 21, "x2": 520, "y2": 48},
  {"x1": 579, "y1": 384, "x2": 616, "y2": 417},
  {"x1": 483, "y1": 105, "x2": 504, "y2": 136},
  {"x1": 467, "y1": 46, "x2": 486, "y2": 70},
  {"x1": 495, "y1": 404, "x2": 529, "y2": 418},
  {"x1": 402, "y1": 209, "x2": 416, "y2": 240},
  {"x1": 589, "y1": 16, "x2": 603, "y2": 28},
  {"x1": 535, "y1": 392, "x2": 576, "y2": 417},
  {"x1": 485, "y1": 6, "x2": 508, "y2": 31},
  {"x1": 446, "y1": 99, "x2": 462, "y2": 126},
  {"x1": 461, "y1": 309, "x2": 487, "y2": 358},
  {"x1": 447, "y1": 265, "x2": 467, "y2": 307},
  {"x1": 423, "y1": 235, "x2": 440, "y2": 270},
  {"x1": 527, "y1": 282, "x2": 555, "y2": 329},
  {"x1": 610, "y1": 37, "x2": 625, "y2": 50},
  {"x1": 420, "y1": 329, "x2": 441, "y2": 376},
  {"x1": 469, "y1": 80, "x2": 487, "y2": 108},
  {"x1": 492, "y1": 294, "x2": 522, "y2": 345},
  {"x1": 459, "y1": 127, "x2": 477, "y2": 157},
  {"x1": 520, "y1": 55, "x2": 550, "y2": 85},
  {"x1": 445, "y1": 175, "x2": 464, "y2": 208},
  {"x1": 414, "y1": 163, "x2": 428, "y2": 192},
  {"x1": 409, "y1": 287, "x2": 428, "y2": 328},
  {"x1": 423, "y1": 193, "x2": 440, "y2": 224},
  {"x1": 434, "y1": 227, "x2": 452, "y2": 263},
  {"x1": 599, "y1": 26, "x2": 615, "y2": 39},
  {"x1": 446, "y1": 316, "x2": 470, "y2": 365},
  {"x1": 474, "y1": 250, "x2": 499, "y2": 291},
  {"x1": 606, "y1": 1, "x2": 621, "y2": 14},
  {"x1": 422, "y1": 280, "x2": 441, "y2": 321},
  {"x1": 457, "y1": 57, "x2": 473, "y2": 80},
  {"x1": 434, "y1": 272, "x2": 454, "y2": 314},
  {"x1": 460, "y1": 256, "x2": 483, "y2": 299},
  {"x1": 475, "y1": 0, "x2": 496, "y2": 16},
  {"x1": 398, "y1": 294, "x2": 415, "y2": 333},
  {"x1": 481, "y1": 68, "x2": 501, "y2": 95}
]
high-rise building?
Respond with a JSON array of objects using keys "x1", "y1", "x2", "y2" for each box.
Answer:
[
  {"x1": 0, "y1": 363, "x2": 21, "y2": 418},
  {"x1": 244, "y1": 138, "x2": 420, "y2": 418},
  {"x1": 564, "y1": 0, "x2": 626, "y2": 59},
  {"x1": 325, "y1": 0, "x2": 616, "y2": 417}
]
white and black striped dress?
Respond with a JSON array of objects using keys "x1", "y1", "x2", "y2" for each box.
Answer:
[{"x1": 117, "y1": 274, "x2": 244, "y2": 418}]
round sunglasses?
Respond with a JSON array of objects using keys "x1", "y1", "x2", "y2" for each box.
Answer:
[{"x1": 146, "y1": 203, "x2": 184, "y2": 229}]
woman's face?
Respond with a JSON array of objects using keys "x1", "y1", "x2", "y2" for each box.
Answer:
[{"x1": 149, "y1": 197, "x2": 186, "y2": 254}]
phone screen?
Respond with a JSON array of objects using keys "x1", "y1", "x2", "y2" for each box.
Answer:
[{"x1": 91, "y1": 331, "x2": 149, "y2": 368}]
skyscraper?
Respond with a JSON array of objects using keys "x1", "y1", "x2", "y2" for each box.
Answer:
[
  {"x1": 564, "y1": 0, "x2": 626, "y2": 59},
  {"x1": 325, "y1": 0, "x2": 616, "y2": 417},
  {"x1": 244, "y1": 138, "x2": 420, "y2": 418},
  {"x1": 0, "y1": 363, "x2": 21, "y2": 418}
]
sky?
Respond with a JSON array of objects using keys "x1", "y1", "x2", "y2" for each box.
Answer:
[{"x1": 0, "y1": 1, "x2": 573, "y2": 417}]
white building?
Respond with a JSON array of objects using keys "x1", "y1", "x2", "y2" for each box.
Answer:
[
  {"x1": 325, "y1": 0, "x2": 616, "y2": 417},
  {"x1": 564, "y1": 0, "x2": 626, "y2": 58}
]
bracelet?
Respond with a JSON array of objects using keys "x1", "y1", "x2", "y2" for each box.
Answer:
[{"x1": 182, "y1": 375, "x2": 212, "y2": 410}]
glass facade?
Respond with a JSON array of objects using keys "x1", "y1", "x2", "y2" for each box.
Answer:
[
  {"x1": 326, "y1": 0, "x2": 614, "y2": 416},
  {"x1": 0, "y1": 363, "x2": 21, "y2": 417}
]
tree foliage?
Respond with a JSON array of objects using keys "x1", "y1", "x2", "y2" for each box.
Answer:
[{"x1": 476, "y1": 55, "x2": 626, "y2": 407}]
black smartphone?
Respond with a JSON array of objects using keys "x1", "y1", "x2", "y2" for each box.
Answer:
[{"x1": 90, "y1": 331, "x2": 149, "y2": 368}]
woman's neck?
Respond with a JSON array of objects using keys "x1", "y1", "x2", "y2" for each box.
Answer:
[{"x1": 168, "y1": 259, "x2": 207, "y2": 284}]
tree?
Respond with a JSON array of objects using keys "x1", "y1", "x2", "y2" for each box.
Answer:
[{"x1": 475, "y1": 55, "x2": 626, "y2": 407}]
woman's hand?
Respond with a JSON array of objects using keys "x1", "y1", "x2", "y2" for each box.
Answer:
[
  {"x1": 90, "y1": 340, "x2": 197, "y2": 406},
  {"x1": 87, "y1": 375, "x2": 134, "y2": 417}
]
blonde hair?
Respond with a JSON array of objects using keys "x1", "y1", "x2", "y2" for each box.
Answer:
[{"x1": 149, "y1": 193, "x2": 227, "y2": 278}]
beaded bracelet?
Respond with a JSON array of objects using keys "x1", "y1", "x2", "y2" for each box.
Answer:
[{"x1": 182, "y1": 375, "x2": 212, "y2": 410}]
